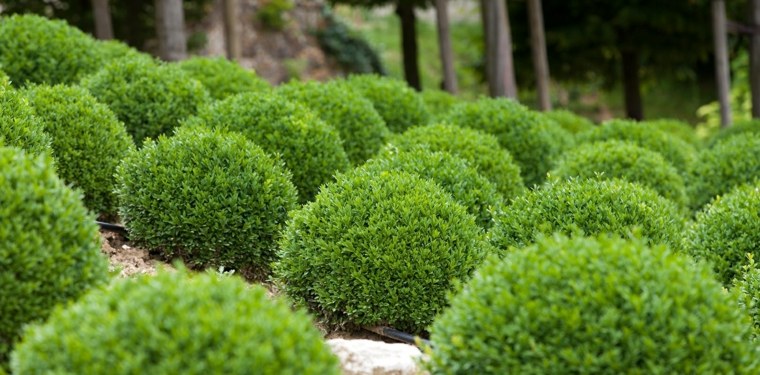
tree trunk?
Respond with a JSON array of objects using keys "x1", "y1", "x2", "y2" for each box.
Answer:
[
  {"x1": 621, "y1": 49, "x2": 643, "y2": 120},
  {"x1": 434, "y1": 0, "x2": 458, "y2": 93},
  {"x1": 750, "y1": 0, "x2": 760, "y2": 118},
  {"x1": 155, "y1": 0, "x2": 187, "y2": 61},
  {"x1": 480, "y1": 0, "x2": 517, "y2": 98},
  {"x1": 396, "y1": 2, "x2": 421, "y2": 91},
  {"x1": 91, "y1": 0, "x2": 114, "y2": 40},
  {"x1": 223, "y1": 0, "x2": 241, "y2": 60},
  {"x1": 712, "y1": 0, "x2": 732, "y2": 127},
  {"x1": 527, "y1": 0, "x2": 551, "y2": 110}
]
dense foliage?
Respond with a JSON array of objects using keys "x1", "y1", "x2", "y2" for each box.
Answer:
[
  {"x1": 275, "y1": 169, "x2": 486, "y2": 333},
  {"x1": 0, "y1": 147, "x2": 108, "y2": 369},
  {"x1": 420, "y1": 90, "x2": 459, "y2": 120},
  {"x1": 489, "y1": 178, "x2": 684, "y2": 251},
  {"x1": 24, "y1": 84, "x2": 134, "y2": 218},
  {"x1": 184, "y1": 92, "x2": 350, "y2": 202},
  {"x1": 427, "y1": 235, "x2": 759, "y2": 374},
  {"x1": 276, "y1": 80, "x2": 390, "y2": 165},
  {"x1": 82, "y1": 57, "x2": 210, "y2": 146},
  {"x1": 343, "y1": 74, "x2": 431, "y2": 133},
  {"x1": 543, "y1": 109, "x2": 595, "y2": 134},
  {"x1": 549, "y1": 140, "x2": 688, "y2": 208},
  {"x1": 707, "y1": 120, "x2": 760, "y2": 148},
  {"x1": 0, "y1": 84, "x2": 50, "y2": 155},
  {"x1": 643, "y1": 118, "x2": 701, "y2": 147},
  {"x1": 390, "y1": 124, "x2": 524, "y2": 200},
  {"x1": 735, "y1": 255, "x2": 760, "y2": 339},
  {"x1": 315, "y1": 7, "x2": 386, "y2": 75},
  {"x1": 115, "y1": 127, "x2": 298, "y2": 280},
  {"x1": 445, "y1": 98, "x2": 566, "y2": 186},
  {"x1": 11, "y1": 269, "x2": 340, "y2": 375},
  {"x1": 687, "y1": 135, "x2": 760, "y2": 211},
  {"x1": 176, "y1": 57, "x2": 271, "y2": 100}
]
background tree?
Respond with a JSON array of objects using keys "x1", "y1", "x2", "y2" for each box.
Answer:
[{"x1": 91, "y1": 0, "x2": 113, "y2": 39}]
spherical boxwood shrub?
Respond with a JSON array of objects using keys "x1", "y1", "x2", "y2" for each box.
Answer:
[
  {"x1": 445, "y1": 98, "x2": 565, "y2": 186},
  {"x1": 24, "y1": 84, "x2": 134, "y2": 218},
  {"x1": 549, "y1": 140, "x2": 688, "y2": 209},
  {"x1": 274, "y1": 169, "x2": 487, "y2": 333},
  {"x1": 685, "y1": 183, "x2": 760, "y2": 285},
  {"x1": 115, "y1": 127, "x2": 299, "y2": 280},
  {"x1": 82, "y1": 57, "x2": 210, "y2": 146},
  {"x1": 11, "y1": 269, "x2": 340, "y2": 375},
  {"x1": 707, "y1": 119, "x2": 760, "y2": 148},
  {"x1": 420, "y1": 89, "x2": 459, "y2": 120},
  {"x1": 0, "y1": 147, "x2": 108, "y2": 369},
  {"x1": 0, "y1": 14, "x2": 102, "y2": 86},
  {"x1": 93, "y1": 39, "x2": 153, "y2": 64},
  {"x1": 363, "y1": 146, "x2": 504, "y2": 228},
  {"x1": 489, "y1": 178, "x2": 684, "y2": 251},
  {"x1": 734, "y1": 256, "x2": 760, "y2": 339},
  {"x1": 276, "y1": 80, "x2": 390, "y2": 165},
  {"x1": 644, "y1": 118, "x2": 701, "y2": 147},
  {"x1": 544, "y1": 109, "x2": 595, "y2": 134},
  {"x1": 0, "y1": 84, "x2": 50, "y2": 155},
  {"x1": 391, "y1": 124, "x2": 524, "y2": 201},
  {"x1": 427, "y1": 234, "x2": 759, "y2": 374},
  {"x1": 184, "y1": 92, "x2": 350, "y2": 203},
  {"x1": 176, "y1": 57, "x2": 271, "y2": 100},
  {"x1": 343, "y1": 74, "x2": 431, "y2": 133},
  {"x1": 577, "y1": 119, "x2": 697, "y2": 174},
  {"x1": 687, "y1": 135, "x2": 760, "y2": 211}
]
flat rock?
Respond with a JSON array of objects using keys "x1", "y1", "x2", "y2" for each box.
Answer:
[{"x1": 327, "y1": 338, "x2": 425, "y2": 375}]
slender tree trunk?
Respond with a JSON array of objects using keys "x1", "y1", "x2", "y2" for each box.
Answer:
[
  {"x1": 396, "y1": 2, "x2": 421, "y2": 91},
  {"x1": 712, "y1": 0, "x2": 732, "y2": 127},
  {"x1": 434, "y1": 0, "x2": 458, "y2": 93},
  {"x1": 480, "y1": 0, "x2": 517, "y2": 98},
  {"x1": 223, "y1": 0, "x2": 241, "y2": 60},
  {"x1": 621, "y1": 49, "x2": 643, "y2": 120},
  {"x1": 527, "y1": 0, "x2": 551, "y2": 110},
  {"x1": 750, "y1": 0, "x2": 760, "y2": 118},
  {"x1": 91, "y1": 0, "x2": 114, "y2": 40},
  {"x1": 155, "y1": 0, "x2": 187, "y2": 61}
]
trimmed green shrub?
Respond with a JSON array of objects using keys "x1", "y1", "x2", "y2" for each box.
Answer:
[
  {"x1": 420, "y1": 89, "x2": 459, "y2": 120},
  {"x1": 427, "y1": 234, "x2": 759, "y2": 374},
  {"x1": 276, "y1": 80, "x2": 390, "y2": 165},
  {"x1": 445, "y1": 98, "x2": 565, "y2": 186},
  {"x1": 176, "y1": 57, "x2": 271, "y2": 100},
  {"x1": 391, "y1": 124, "x2": 524, "y2": 201},
  {"x1": 115, "y1": 127, "x2": 298, "y2": 280},
  {"x1": 274, "y1": 169, "x2": 487, "y2": 333},
  {"x1": 549, "y1": 140, "x2": 688, "y2": 209},
  {"x1": 363, "y1": 146, "x2": 504, "y2": 228},
  {"x1": 489, "y1": 178, "x2": 684, "y2": 251},
  {"x1": 685, "y1": 183, "x2": 760, "y2": 285},
  {"x1": 577, "y1": 119, "x2": 697, "y2": 174},
  {"x1": 734, "y1": 255, "x2": 760, "y2": 339},
  {"x1": 644, "y1": 118, "x2": 701, "y2": 147},
  {"x1": 544, "y1": 109, "x2": 595, "y2": 134},
  {"x1": 93, "y1": 39, "x2": 153, "y2": 64},
  {"x1": 11, "y1": 269, "x2": 340, "y2": 374},
  {"x1": 707, "y1": 119, "x2": 760, "y2": 148},
  {"x1": 82, "y1": 57, "x2": 210, "y2": 146},
  {"x1": 0, "y1": 70, "x2": 9, "y2": 87},
  {"x1": 0, "y1": 14, "x2": 102, "y2": 86},
  {"x1": 687, "y1": 135, "x2": 760, "y2": 211},
  {"x1": 0, "y1": 85, "x2": 50, "y2": 155},
  {"x1": 343, "y1": 74, "x2": 431, "y2": 133},
  {"x1": 0, "y1": 147, "x2": 108, "y2": 369},
  {"x1": 24, "y1": 84, "x2": 134, "y2": 218}
]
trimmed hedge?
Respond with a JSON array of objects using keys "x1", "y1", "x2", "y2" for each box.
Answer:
[
  {"x1": 445, "y1": 98, "x2": 566, "y2": 186},
  {"x1": 274, "y1": 169, "x2": 487, "y2": 333},
  {"x1": 735, "y1": 256, "x2": 760, "y2": 339},
  {"x1": 11, "y1": 269, "x2": 340, "y2": 375},
  {"x1": 707, "y1": 119, "x2": 760, "y2": 148},
  {"x1": 391, "y1": 124, "x2": 524, "y2": 201},
  {"x1": 489, "y1": 178, "x2": 684, "y2": 251},
  {"x1": 687, "y1": 135, "x2": 760, "y2": 211},
  {"x1": 0, "y1": 84, "x2": 50, "y2": 155},
  {"x1": 0, "y1": 70, "x2": 8, "y2": 87},
  {"x1": 644, "y1": 118, "x2": 701, "y2": 147},
  {"x1": 427, "y1": 234, "x2": 759, "y2": 374},
  {"x1": 115, "y1": 127, "x2": 299, "y2": 280},
  {"x1": 420, "y1": 89, "x2": 458, "y2": 120},
  {"x1": 363, "y1": 146, "x2": 504, "y2": 228},
  {"x1": 0, "y1": 14, "x2": 102, "y2": 86},
  {"x1": 276, "y1": 80, "x2": 390, "y2": 165},
  {"x1": 93, "y1": 39, "x2": 153, "y2": 64},
  {"x1": 343, "y1": 74, "x2": 431, "y2": 133},
  {"x1": 24, "y1": 84, "x2": 134, "y2": 218},
  {"x1": 184, "y1": 92, "x2": 350, "y2": 203},
  {"x1": 685, "y1": 183, "x2": 760, "y2": 285},
  {"x1": 82, "y1": 57, "x2": 210, "y2": 146},
  {"x1": 176, "y1": 57, "x2": 271, "y2": 100},
  {"x1": 544, "y1": 109, "x2": 595, "y2": 134},
  {"x1": 549, "y1": 140, "x2": 688, "y2": 209},
  {"x1": 577, "y1": 119, "x2": 697, "y2": 174},
  {"x1": 0, "y1": 147, "x2": 108, "y2": 369}
]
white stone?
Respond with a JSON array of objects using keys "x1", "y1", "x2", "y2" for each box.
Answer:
[{"x1": 327, "y1": 338, "x2": 426, "y2": 375}]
